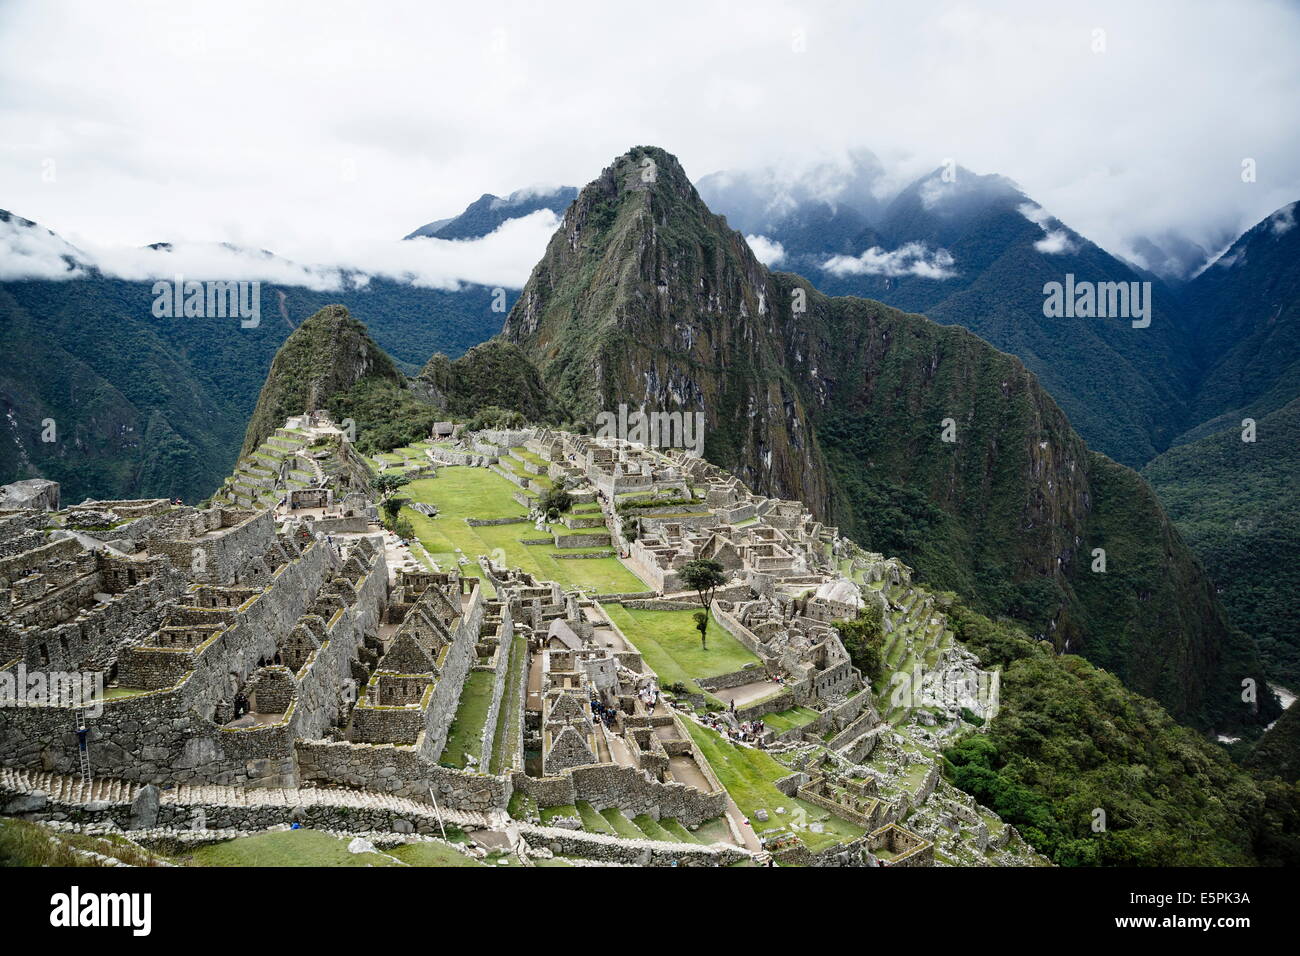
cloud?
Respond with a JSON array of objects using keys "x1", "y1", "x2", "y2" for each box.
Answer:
[
  {"x1": 0, "y1": 0, "x2": 1297, "y2": 267},
  {"x1": 0, "y1": 213, "x2": 87, "y2": 280},
  {"x1": 822, "y1": 242, "x2": 957, "y2": 279},
  {"x1": 1269, "y1": 202, "x2": 1297, "y2": 235},
  {"x1": 0, "y1": 209, "x2": 560, "y2": 289},
  {"x1": 744, "y1": 234, "x2": 785, "y2": 266},
  {"x1": 1019, "y1": 202, "x2": 1078, "y2": 255},
  {"x1": 1034, "y1": 231, "x2": 1076, "y2": 255}
]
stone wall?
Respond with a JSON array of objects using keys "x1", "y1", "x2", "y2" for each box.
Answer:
[
  {"x1": 295, "y1": 738, "x2": 512, "y2": 811},
  {"x1": 0, "y1": 536, "x2": 387, "y2": 789}
]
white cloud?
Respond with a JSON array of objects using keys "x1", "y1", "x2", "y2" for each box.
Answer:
[
  {"x1": 0, "y1": 209, "x2": 560, "y2": 289},
  {"x1": 0, "y1": 0, "x2": 1297, "y2": 265},
  {"x1": 0, "y1": 214, "x2": 87, "y2": 280},
  {"x1": 822, "y1": 242, "x2": 957, "y2": 279},
  {"x1": 1019, "y1": 202, "x2": 1077, "y2": 255},
  {"x1": 1269, "y1": 202, "x2": 1297, "y2": 235},
  {"x1": 1034, "y1": 231, "x2": 1076, "y2": 255},
  {"x1": 744, "y1": 234, "x2": 785, "y2": 266}
]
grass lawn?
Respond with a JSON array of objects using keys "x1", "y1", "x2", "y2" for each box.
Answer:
[
  {"x1": 576, "y1": 801, "x2": 616, "y2": 834},
  {"x1": 601, "y1": 808, "x2": 647, "y2": 839},
  {"x1": 761, "y1": 705, "x2": 821, "y2": 734},
  {"x1": 540, "y1": 804, "x2": 579, "y2": 825},
  {"x1": 632, "y1": 814, "x2": 677, "y2": 841},
  {"x1": 684, "y1": 721, "x2": 863, "y2": 853},
  {"x1": 1, "y1": 818, "x2": 167, "y2": 867},
  {"x1": 185, "y1": 829, "x2": 400, "y2": 867},
  {"x1": 401, "y1": 467, "x2": 647, "y2": 594},
  {"x1": 387, "y1": 841, "x2": 485, "y2": 867},
  {"x1": 602, "y1": 604, "x2": 760, "y2": 691},
  {"x1": 440, "y1": 670, "x2": 497, "y2": 769}
]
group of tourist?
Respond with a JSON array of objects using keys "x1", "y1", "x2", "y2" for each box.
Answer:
[
  {"x1": 637, "y1": 683, "x2": 660, "y2": 711},
  {"x1": 699, "y1": 711, "x2": 768, "y2": 746},
  {"x1": 590, "y1": 696, "x2": 619, "y2": 728}
]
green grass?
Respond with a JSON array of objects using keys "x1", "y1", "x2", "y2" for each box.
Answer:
[
  {"x1": 576, "y1": 801, "x2": 616, "y2": 834},
  {"x1": 684, "y1": 721, "x2": 863, "y2": 853},
  {"x1": 540, "y1": 804, "x2": 580, "y2": 825},
  {"x1": 185, "y1": 829, "x2": 400, "y2": 867},
  {"x1": 761, "y1": 705, "x2": 821, "y2": 734},
  {"x1": 401, "y1": 467, "x2": 647, "y2": 594},
  {"x1": 0, "y1": 818, "x2": 166, "y2": 867},
  {"x1": 632, "y1": 814, "x2": 678, "y2": 841},
  {"x1": 440, "y1": 670, "x2": 497, "y2": 769},
  {"x1": 658, "y1": 819, "x2": 703, "y2": 843},
  {"x1": 387, "y1": 841, "x2": 486, "y2": 867},
  {"x1": 602, "y1": 604, "x2": 760, "y2": 692},
  {"x1": 601, "y1": 808, "x2": 648, "y2": 839}
]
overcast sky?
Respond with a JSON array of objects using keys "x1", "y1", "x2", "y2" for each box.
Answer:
[{"x1": 2, "y1": 0, "x2": 1298, "y2": 285}]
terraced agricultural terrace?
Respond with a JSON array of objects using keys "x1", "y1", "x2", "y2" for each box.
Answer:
[{"x1": 0, "y1": 414, "x2": 1042, "y2": 867}]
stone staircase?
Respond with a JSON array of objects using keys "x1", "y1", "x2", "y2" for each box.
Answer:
[{"x1": 0, "y1": 768, "x2": 501, "y2": 830}]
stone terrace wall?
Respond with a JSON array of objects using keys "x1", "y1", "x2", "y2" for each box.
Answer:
[
  {"x1": 420, "y1": 583, "x2": 486, "y2": 763},
  {"x1": 295, "y1": 739, "x2": 510, "y2": 811},
  {"x1": 514, "y1": 762, "x2": 726, "y2": 828},
  {"x1": 0, "y1": 538, "x2": 386, "y2": 789}
]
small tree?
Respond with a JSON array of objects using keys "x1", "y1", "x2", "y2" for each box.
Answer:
[
  {"x1": 833, "y1": 607, "x2": 884, "y2": 685},
  {"x1": 537, "y1": 479, "x2": 573, "y2": 522},
  {"x1": 679, "y1": 558, "x2": 726, "y2": 649},
  {"x1": 380, "y1": 495, "x2": 407, "y2": 528},
  {"x1": 373, "y1": 472, "x2": 411, "y2": 501}
]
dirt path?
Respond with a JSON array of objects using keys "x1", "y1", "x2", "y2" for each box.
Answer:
[{"x1": 712, "y1": 680, "x2": 782, "y2": 708}]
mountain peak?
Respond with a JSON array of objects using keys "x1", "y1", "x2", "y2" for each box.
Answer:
[{"x1": 240, "y1": 305, "x2": 403, "y2": 455}]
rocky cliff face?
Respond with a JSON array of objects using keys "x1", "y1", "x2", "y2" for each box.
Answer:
[
  {"x1": 502, "y1": 146, "x2": 1273, "y2": 730},
  {"x1": 503, "y1": 147, "x2": 831, "y2": 513}
]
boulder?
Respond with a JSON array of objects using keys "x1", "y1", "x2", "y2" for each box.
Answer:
[{"x1": 129, "y1": 784, "x2": 160, "y2": 829}]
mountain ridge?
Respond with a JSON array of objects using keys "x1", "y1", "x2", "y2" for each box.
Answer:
[{"x1": 500, "y1": 145, "x2": 1274, "y2": 731}]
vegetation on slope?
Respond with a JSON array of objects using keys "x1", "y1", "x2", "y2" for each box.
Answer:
[
  {"x1": 1144, "y1": 397, "x2": 1300, "y2": 690},
  {"x1": 943, "y1": 602, "x2": 1300, "y2": 866},
  {"x1": 0, "y1": 226, "x2": 509, "y2": 503},
  {"x1": 1247, "y1": 704, "x2": 1300, "y2": 783},
  {"x1": 419, "y1": 339, "x2": 563, "y2": 423}
]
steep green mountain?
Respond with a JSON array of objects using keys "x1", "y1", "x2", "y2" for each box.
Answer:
[
  {"x1": 241, "y1": 304, "x2": 407, "y2": 452},
  {"x1": 1144, "y1": 397, "x2": 1300, "y2": 688},
  {"x1": 1140, "y1": 204, "x2": 1300, "y2": 689},
  {"x1": 240, "y1": 305, "x2": 445, "y2": 458},
  {"x1": 944, "y1": 601, "x2": 1300, "y2": 865},
  {"x1": 501, "y1": 145, "x2": 1274, "y2": 731},
  {"x1": 0, "y1": 211, "x2": 512, "y2": 502},
  {"x1": 1248, "y1": 703, "x2": 1300, "y2": 783},
  {"x1": 702, "y1": 174, "x2": 1300, "y2": 693},
  {"x1": 704, "y1": 168, "x2": 1199, "y2": 468},
  {"x1": 418, "y1": 339, "x2": 564, "y2": 422},
  {"x1": 1177, "y1": 201, "x2": 1300, "y2": 439}
]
